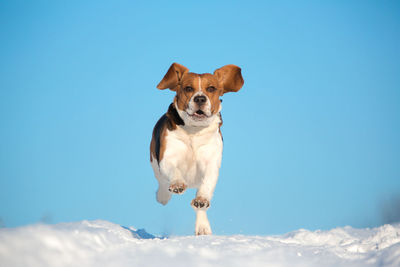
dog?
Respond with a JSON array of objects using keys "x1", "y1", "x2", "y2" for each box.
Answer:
[{"x1": 150, "y1": 63, "x2": 244, "y2": 235}]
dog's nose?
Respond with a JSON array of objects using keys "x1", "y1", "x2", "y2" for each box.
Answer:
[{"x1": 194, "y1": 95, "x2": 207, "y2": 105}]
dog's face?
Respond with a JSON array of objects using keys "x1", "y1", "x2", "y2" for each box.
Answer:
[{"x1": 157, "y1": 63, "x2": 244, "y2": 126}]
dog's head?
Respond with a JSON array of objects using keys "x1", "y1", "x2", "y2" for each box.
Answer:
[{"x1": 157, "y1": 63, "x2": 244, "y2": 126}]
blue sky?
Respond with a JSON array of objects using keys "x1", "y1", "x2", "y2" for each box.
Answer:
[{"x1": 1, "y1": 0, "x2": 399, "y2": 235}]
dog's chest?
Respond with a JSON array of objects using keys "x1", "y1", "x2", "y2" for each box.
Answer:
[{"x1": 163, "y1": 124, "x2": 223, "y2": 185}]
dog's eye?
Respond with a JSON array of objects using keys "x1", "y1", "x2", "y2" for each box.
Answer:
[
  {"x1": 184, "y1": 86, "x2": 194, "y2": 92},
  {"x1": 206, "y1": 86, "x2": 216, "y2": 93}
]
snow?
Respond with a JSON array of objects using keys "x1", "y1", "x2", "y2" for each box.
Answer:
[{"x1": 1, "y1": 220, "x2": 399, "y2": 267}]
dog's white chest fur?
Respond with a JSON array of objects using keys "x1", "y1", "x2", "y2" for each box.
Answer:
[{"x1": 162, "y1": 116, "x2": 222, "y2": 187}]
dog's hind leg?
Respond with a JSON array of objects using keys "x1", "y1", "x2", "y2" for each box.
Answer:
[
  {"x1": 151, "y1": 157, "x2": 172, "y2": 205},
  {"x1": 156, "y1": 181, "x2": 171, "y2": 205},
  {"x1": 191, "y1": 198, "x2": 212, "y2": 235}
]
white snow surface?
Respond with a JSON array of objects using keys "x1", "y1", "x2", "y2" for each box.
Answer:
[{"x1": 1, "y1": 220, "x2": 400, "y2": 267}]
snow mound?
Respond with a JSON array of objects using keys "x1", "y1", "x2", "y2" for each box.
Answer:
[{"x1": 0, "y1": 220, "x2": 399, "y2": 267}]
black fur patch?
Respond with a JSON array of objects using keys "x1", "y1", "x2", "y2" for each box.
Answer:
[
  {"x1": 166, "y1": 103, "x2": 184, "y2": 129},
  {"x1": 218, "y1": 112, "x2": 223, "y2": 142},
  {"x1": 153, "y1": 114, "x2": 166, "y2": 164},
  {"x1": 152, "y1": 104, "x2": 184, "y2": 163}
]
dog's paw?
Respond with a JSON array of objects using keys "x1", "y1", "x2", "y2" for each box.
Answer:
[
  {"x1": 168, "y1": 182, "x2": 187, "y2": 194},
  {"x1": 191, "y1": 196, "x2": 210, "y2": 210},
  {"x1": 195, "y1": 223, "x2": 212, "y2": 236}
]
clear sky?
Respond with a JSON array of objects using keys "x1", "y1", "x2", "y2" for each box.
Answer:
[{"x1": 1, "y1": 0, "x2": 399, "y2": 235}]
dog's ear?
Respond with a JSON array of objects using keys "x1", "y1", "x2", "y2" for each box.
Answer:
[
  {"x1": 157, "y1": 63, "x2": 189, "y2": 91},
  {"x1": 214, "y1": 64, "x2": 244, "y2": 94}
]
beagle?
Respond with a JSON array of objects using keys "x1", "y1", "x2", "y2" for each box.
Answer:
[{"x1": 150, "y1": 63, "x2": 244, "y2": 235}]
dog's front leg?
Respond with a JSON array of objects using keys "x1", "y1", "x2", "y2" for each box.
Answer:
[
  {"x1": 159, "y1": 160, "x2": 187, "y2": 194},
  {"x1": 156, "y1": 157, "x2": 188, "y2": 206}
]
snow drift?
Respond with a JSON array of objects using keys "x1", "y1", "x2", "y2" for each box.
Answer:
[{"x1": 0, "y1": 220, "x2": 399, "y2": 267}]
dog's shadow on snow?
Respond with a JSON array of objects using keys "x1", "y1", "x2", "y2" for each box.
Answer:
[{"x1": 121, "y1": 226, "x2": 167, "y2": 239}]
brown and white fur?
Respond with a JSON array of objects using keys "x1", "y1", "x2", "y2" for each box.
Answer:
[{"x1": 150, "y1": 63, "x2": 244, "y2": 235}]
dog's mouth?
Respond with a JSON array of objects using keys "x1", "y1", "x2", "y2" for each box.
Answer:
[{"x1": 189, "y1": 109, "x2": 208, "y2": 120}]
